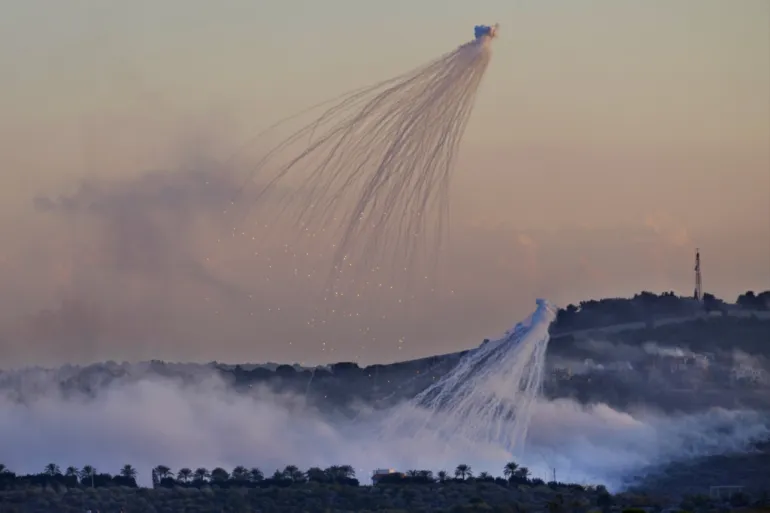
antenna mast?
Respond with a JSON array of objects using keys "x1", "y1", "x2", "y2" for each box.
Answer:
[{"x1": 694, "y1": 248, "x2": 702, "y2": 301}]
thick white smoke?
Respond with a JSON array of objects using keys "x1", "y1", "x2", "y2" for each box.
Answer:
[
  {"x1": 1, "y1": 302, "x2": 767, "y2": 491},
  {"x1": 524, "y1": 400, "x2": 769, "y2": 487},
  {"x1": 380, "y1": 299, "x2": 555, "y2": 456}
]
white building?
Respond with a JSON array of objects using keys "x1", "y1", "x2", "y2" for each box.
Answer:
[{"x1": 371, "y1": 468, "x2": 401, "y2": 485}]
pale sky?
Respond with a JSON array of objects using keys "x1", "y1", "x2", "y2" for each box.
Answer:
[{"x1": 1, "y1": 0, "x2": 768, "y2": 367}]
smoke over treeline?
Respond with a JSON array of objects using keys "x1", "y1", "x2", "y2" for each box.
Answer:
[{"x1": 2, "y1": 311, "x2": 769, "y2": 491}]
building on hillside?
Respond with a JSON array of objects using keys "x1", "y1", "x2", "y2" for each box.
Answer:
[{"x1": 371, "y1": 468, "x2": 401, "y2": 485}]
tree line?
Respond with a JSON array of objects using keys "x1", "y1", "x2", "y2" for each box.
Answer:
[
  {"x1": 151, "y1": 463, "x2": 359, "y2": 488},
  {"x1": 0, "y1": 463, "x2": 137, "y2": 490},
  {"x1": 553, "y1": 289, "x2": 770, "y2": 332},
  {"x1": 0, "y1": 460, "x2": 602, "y2": 493},
  {"x1": 736, "y1": 290, "x2": 770, "y2": 311}
]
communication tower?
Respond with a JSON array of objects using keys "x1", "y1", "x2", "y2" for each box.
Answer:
[{"x1": 694, "y1": 248, "x2": 702, "y2": 301}]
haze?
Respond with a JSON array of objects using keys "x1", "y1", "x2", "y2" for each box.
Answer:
[{"x1": 1, "y1": 0, "x2": 768, "y2": 367}]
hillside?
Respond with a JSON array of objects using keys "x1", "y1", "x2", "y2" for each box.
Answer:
[
  {"x1": 2, "y1": 462, "x2": 768, "y2": 513},
  {"x1": 627, "y1": 439, "x2": 770, "y2": 497},
  {"x1": 2, "y1": 291, "x2": 769, "y2": 414},
  {"x1": 215, "y1": 291, "x2": 770, "y2": 414},
  {"x1": 1, "y1": 290, "x2": 769, "y2": 504}
]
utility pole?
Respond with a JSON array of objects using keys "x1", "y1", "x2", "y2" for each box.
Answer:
[{"x1": 694, "y1": 248, "x2": 702, "y2": 302}]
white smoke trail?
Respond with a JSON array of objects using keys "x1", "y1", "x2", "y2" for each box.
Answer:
[
  {"x1": 230, "y1": 25, "x2": 498, "y2": 286},
  {"x1": 380, "y1": 299, "x2": 556, "y2": 457},
  {"x1": 1, "y1": 299, "x2": 768, "y2": 491}
]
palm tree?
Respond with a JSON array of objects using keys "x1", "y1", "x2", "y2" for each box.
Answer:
[
  {"x1": 119, "y1": 464, "x2": 137, "y2": 480},
  {"x1": 193, "y1": 467, "x2": 210, "y2": 482},
  {"x1": 436, "y1": 470, "x2": 448, "y2": 483},
  {"x1": 503, "y1": 461, "x2": 519, "y2": 480},
  {"x1": 515, "y1": 467, "x2": 531, "y2": 480},
  {"x1": 153, "y1": 465, "x2": 172, "y2": 480},
  {"x1": 177, "y1": 468, "x2": 193, "y2": 483},
  {"x1": 249, "y1": 467, "x2": 264, "y2": 482},
  {"x1": 79, "y1": 465, "x2": 96, "y2": 488},
  {"x1": 478, "y1": 471, "x2": 491, "y2": 480},
  {"x1": 44, "y1": 463, "x2": 61, "y2": 476},
  {"x1": 406, "y1": 470, "x2": 420, "y2": 477},
  {"x1": 210, "y1": 467, "x2": 230, "y2": 482},
  {"x1": 454, "y1": 464, "x2": 472, "y2": 480},
  {"x1": 65, "y1": 466, "x2": 79, "y2": 478},
  {"x1": 231, "y1": 466, "x2": 249, "y2": 481}
]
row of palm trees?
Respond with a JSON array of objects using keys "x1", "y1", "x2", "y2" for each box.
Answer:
[
  {"x1": 0, "y1": 463, "x2": 137, "y2": 490},
  {"x1": 152, "y1": 462, "x2": 531, "y2": 484},
  {"x1": 151, "y1": 464, "x2": 356, "y2": 484},
  {"x1": 42, "y1": 463, "x2": 137, "y2": 486},
  {"x1": 403, "y1": 462, "x2": 531, "y2": 482},
  {"x1": 2, "y1": 461, "x2": 531, "y2": 485},
  {"x1": 0, "y1": 463, "x2": 138, "y2": 482},
  {"x1": 43, "y1": 463, "x2": 135, "y2": 480}
]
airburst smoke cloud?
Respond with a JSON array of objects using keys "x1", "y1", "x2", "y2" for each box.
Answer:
[
  {"x1": 230, "y1": 25, "x2": 497, "y2": 285},
  {"x1": 381, "y1": 299, "x2": 555, "y2": 455}
]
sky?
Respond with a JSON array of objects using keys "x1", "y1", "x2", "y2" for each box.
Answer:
[{"x1": 0, "y1": 0, "x2": 768, "y2": 368}]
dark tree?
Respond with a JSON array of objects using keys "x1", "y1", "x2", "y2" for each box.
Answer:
[
  {"x1": 177, "y1": 468, "x2": 193, "y2": 483},
  {"x1": 210, "y1": 467, "x2": 230, "y2": 483},
  {"x1": 454, "y1": 464, "x2": 472, "y2": 480}
]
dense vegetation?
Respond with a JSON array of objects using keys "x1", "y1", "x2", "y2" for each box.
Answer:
[
  {"x1": 628, "y1": 440, "x2": 770, "y2": 501},
  {"x1": 5, "y1": 290, "x2": 767, "y2": 409},
  {"x1": 221, "y1": 289, "x2": 770, "y2": 395},
  {"x1": 3, "y1": 460, "x2": 767, "y2": 512},
  {"x1": 2, "y1": 291, "x2": 769, "y2": 511},
  {"x1": 0, "y1": 461, "x2": 579, "y2": 512},
  {"x1": 552, "y1": 290, "x2": 770, "y2": 333},
  {"x1": 214, "y1": 291, "x2": 770, "y2": 415}
]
